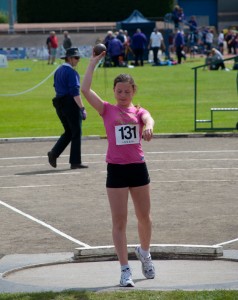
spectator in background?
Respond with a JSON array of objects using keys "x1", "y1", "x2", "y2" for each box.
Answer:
[
  {"x1": 172, "y1": 5, "x2": 180, "y2": 29},
  {"x1": 205, "y1": 28, "x2": 214, "y2": 52},
  {"x1": 117, "y1": 29, "x2": 126, "y2": 61},
  {"x1": 46, "y1": 31, "x2": 58, "y2": 65},
  {"x1": 148, "y1": 28, "x2": 164, "y2": 66},
  {"x1": 217, "y1": 30, "x2": 224, "y2": 54},
  {"x1": 188, "y1": 16, "x2": 197, "y2": 33},
  {"x1": 178, "y1": 7, "x2": 185, "y2": 30},
  {"x1": 187, "y1": 30, "x2": 198, "y2": 57},
  {"x1": 108, "y1": 35, "x2": 124, "y2": 67},
  {"x1": 63, "y1": 31, "x2": 72, "y2": 50},
  {"x1": 174, "y1": 29, "x2": 186, "y2": 64},
  {"x1": 226, "y1": 30, "x2": 237, "y2": 55},
  {"x1": 206, "y1": 48, "x2": 228, "y2": 71},
  {"x1": 132, "y1": 28, "x2": 147, "y2": 66},
  {"x1": 225, "y1": 29, "x2": 235, "y2": 55},
  {"x1": 172, "y1": 5, "x2": 184, "y2": 29},
  {"x1": 235, "y1": 33, "x2": 238, "y2": 55},
  {"x1": 168, "y1": 30, "x2": 175, "y2": 55},
  {"x1": 117, "y1": 29, "x2": 126, "y2": 44},
  {"x1": 197, "y1": 26, "x2": 207, "y2": 55},
  {"x1": 124, "y1": 30, "x2": 133, "y2": 63},
  {"x1": 104, "y1": 30, "x2": 113, "y2": 49}
]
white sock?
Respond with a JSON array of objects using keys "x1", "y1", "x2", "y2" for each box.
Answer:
[
  {"x1": 121, "y1": 264, "x2": 130, "y2": 271},
  {"x1": 139, "y1": 247, "x2": 150, "y2": 258}
]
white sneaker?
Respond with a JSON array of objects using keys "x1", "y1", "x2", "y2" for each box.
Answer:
[
  {"x1": 135, "y1": 246, "x2": 155, "y2": 279},
  {"x1": 120, "y1": 268, "x2": 135, "y2": 287}
]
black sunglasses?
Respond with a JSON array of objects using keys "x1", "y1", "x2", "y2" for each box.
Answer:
[{"x1": 73, "y1": 56, "x2": 80, "y2": 60}]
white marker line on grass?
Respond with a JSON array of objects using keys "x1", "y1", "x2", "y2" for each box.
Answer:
[
  {"x1": 213, "y1": 238, "x2": 238, "y2": 246},
  {"x1": 0, "y1": 200, "x2": 90, "y2": 248}
]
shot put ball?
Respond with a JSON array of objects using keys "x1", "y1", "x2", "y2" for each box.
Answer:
[{"x1": 93, "y1": 43, "x2": 107, "y2": 56}]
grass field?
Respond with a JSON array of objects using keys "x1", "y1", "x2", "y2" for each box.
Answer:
[
  {"x1": 0, "y1": 57, "x2": 237, "y2": 138},
  {"x1": 1, "y1": 290, "x2": 238, "y2": 299}
]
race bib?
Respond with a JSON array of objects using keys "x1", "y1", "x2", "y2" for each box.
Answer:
[{"x1": 115, "y1": 124, "x2": 139, "y2": 145}]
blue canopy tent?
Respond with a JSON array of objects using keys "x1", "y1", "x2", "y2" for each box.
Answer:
[{"x1": 116, "y1": 10, "x2": 156, "y2": 60}]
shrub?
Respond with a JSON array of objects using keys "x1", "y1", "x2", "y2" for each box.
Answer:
[{"x1": 0, "y1": 10, "x2": 8, "y2": 23}]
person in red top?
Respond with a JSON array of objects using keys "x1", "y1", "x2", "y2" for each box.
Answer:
[{"x1": 46, "y1": 31, "x2": 58, "y2": 65}]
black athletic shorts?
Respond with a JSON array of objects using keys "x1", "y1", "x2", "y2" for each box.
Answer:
[{"x1": 106, "y1": 162, "x2": 150, "y2": 188}]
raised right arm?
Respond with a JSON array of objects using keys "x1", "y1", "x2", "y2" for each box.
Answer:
[{"x1": 81, "y1": 52, "x2": 106, "y2": 115}]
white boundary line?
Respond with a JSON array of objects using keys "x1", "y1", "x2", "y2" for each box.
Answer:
[
  {"x1": 0, "y1": 66, "x2": 59, "y2": 97},
  {"x1": 0, "y1": 184, "x2": 68, "y2": 189},
  {"x1": 147, "y1": 150, "x2": 238, "y2": 154},
  {"x1": 0, "y1": 200, "x2": 90, "y2": 248},
  {"x1": 152, "y1": 179, "x2": 238, "y2": 183},
  {"x1": 0, "y1": 149, "x2": 238, "y2": 161},
  {"x1": 213, "y1": 238, "x2": 238, "y2": 246},
  {"x1": 0, "y1": 154, "x2": 104, "y2": 161}
]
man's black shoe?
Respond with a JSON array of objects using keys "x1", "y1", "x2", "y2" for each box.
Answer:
[
  {"x1": 70, "y1": 164, "x2": 88, "y2": 169},
  {"x1": 47, "y1": 151, "x2": 57, "y2": 168}
]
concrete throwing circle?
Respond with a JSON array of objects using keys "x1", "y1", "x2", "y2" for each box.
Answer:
[{"x1": 4, "y1": 260, "x2": 238, "y2": 291}]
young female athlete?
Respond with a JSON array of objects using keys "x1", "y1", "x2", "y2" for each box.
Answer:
[{"x1": 81, "y1": 50, "x2": 155, "y2": 287}]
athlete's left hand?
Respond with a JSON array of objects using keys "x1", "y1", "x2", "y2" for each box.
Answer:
[{"x1": 143, "y1": 128, "x2": 153, "y2": 141}]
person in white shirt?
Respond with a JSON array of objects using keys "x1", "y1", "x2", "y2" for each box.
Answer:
[
  {"x1": 205, "y1": 28, "x2": 214, "y2": 51},
  {"x1": 207, "y1": 48, "x2": 229, "y2": 70},
  {"x1": 148, "y1": 28, "x2": 164, "y2": 65},
  {"x1": 218, "y1": 30, "x2": 224, "y2": 54}
]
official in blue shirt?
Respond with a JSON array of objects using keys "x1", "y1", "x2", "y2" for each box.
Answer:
[
  {"x1": 174, "y1": 29, "x2": 186, "y2": 64},
  {"x1": 132, "y1": 28, "x2": 147, "y2": 66},
  {"x1": 48, "y1": 47, "x2": 88, "y2": 169}
]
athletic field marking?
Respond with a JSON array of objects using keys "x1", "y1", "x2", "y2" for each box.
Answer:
[
  {"x1": 0, "y1": 149, "x2": 237, "y2": 161},
  {"x1": 0, "y1": 200, "x2": 90, "y2": 248},
  {"x1": 0, "y1": 184, "x2": 68, "y2": 189},
  {"x1": 147, "y1": 150, "x2": 238, "y2": 154},
  {"x1": 0, "y1": 178, "x2": 236, "y2": 185},
  {"x1": 0, "y1": 66, "x2": 59, "y2": 97},
  {"x1": 0, "y1": 158, "x2": 237, "y2": 167},
  {"x1": 152, "y1": 179, "x2": 238, "y2": 183},
  {"x1": 150, "y1": 167, "x2": 238, "y2": 171},
  {"x1": 0, "y1": 171, "x2": 107, "y2": 178},
  {"x1": 213, "y1": 238, "x2": 238, "y2": 246},
  {"x1": 0, "y1": 162, "x2": 102, "y2": 168},
  {"x1": 0, "y1": 154, "x2": 105, "y2": 160},
  {"x1": 148, "y1": 158, "x2": 238, "y2": 162},
  {"x1": 0, "y1": 168, "x2": 236, "y2": 180}
]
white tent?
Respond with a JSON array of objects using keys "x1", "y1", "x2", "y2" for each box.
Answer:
[{"x1": 0, "y1": 54, "x2": 8, "y2": 67}]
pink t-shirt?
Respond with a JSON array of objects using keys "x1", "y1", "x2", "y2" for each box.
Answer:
[{"x1": 101, "y1": 101, "x2": 149, "y2": 164}]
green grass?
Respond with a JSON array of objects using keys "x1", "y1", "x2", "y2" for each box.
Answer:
[
  {"x1": 1, "y1": 290, "x2": 238, "y2": 300},
  {"x1": 0, "y1": 57, "x2": 237, "y2": 138}
]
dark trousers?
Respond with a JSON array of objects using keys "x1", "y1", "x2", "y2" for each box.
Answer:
[
  {"x1": 176, "y1": 46, "x2": 185, "y2": 64},
  {"x1": 51, "y1": 96, "x2": 82, "y2": 165},
  {"x1": 111, "y1": 55, "x2": 120, "y2": 67},
  {"x1": 152, "y1": 47, "x2": 160, "y2": 64},
  {"x1": 134, "y1": 48, "x2": 144, "y2": 66}
]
